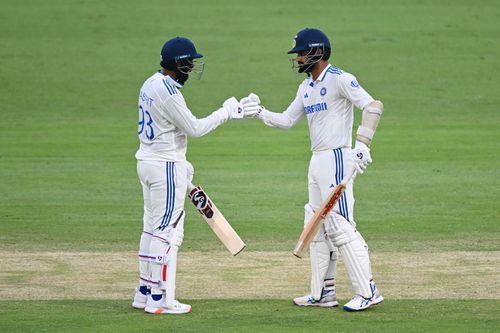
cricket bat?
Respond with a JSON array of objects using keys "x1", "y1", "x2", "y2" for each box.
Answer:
[
  {"x1": 293, "y1": 168, "x2": 357, "y2": 258},
  {"x1": 187, "y1": 182, "x2": 246, "y2": 256}
]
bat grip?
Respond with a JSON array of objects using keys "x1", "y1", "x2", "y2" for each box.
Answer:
[
  {"x1": 187, "y1": 181, "x2": 195, "y2": 192},
  {"x1": 341, "y1": 167, "x2": 357, "y2": 185}
]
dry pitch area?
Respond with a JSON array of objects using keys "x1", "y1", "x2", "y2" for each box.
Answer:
[{"x1": 1, "y1": 250, "x2": 499, "y2": 300}]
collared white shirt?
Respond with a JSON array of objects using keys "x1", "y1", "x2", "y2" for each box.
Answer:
[
  {"x1": 262, "y1": 64, "x2": 374, "y2": 151},
  {"x1": 135, "y1": 72, "x2": 226, "y2": 162}
]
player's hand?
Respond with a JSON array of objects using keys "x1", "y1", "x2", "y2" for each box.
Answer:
[
  {"x1": 351, "y1": 141, "x2": 372, "y2": 174},
  {"x1": 167, "y1": 228, "x2": 184, "y2": 248},
  {"x1": 240, "y1": 93, "x2": 264, "y2": 118},
  {"x1": 222, "y1": 97, "x2": 244, "y2": 120}
]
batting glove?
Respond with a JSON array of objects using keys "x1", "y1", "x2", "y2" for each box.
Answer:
[
  {"x1": 167, "y1": 228, "x2": 184, "y2": 248},
  {"x1": 222, "y1": 97, "x2": 244, "y2": 120},
  {"x1": 240, "y1": 93, "x2": 265, "y2": 118},
  {"x1": 352, "y1": 141, "x2": 372, "y2": 174}
]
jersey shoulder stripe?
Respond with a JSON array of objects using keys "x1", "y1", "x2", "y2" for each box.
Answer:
[
  {"x1": 162, "y1": 79, "x2": 178, "y2": 96},
  {"x1": 319, "y1": 65, "x2": 344, "y2": 81},
  {"x1": 327, "y1": 66, "x2": 343, "y2": 75}
]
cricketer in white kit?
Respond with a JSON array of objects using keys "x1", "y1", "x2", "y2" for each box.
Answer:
[
  {"x1": 132, "y1": 36, "x2": 247, "y2": 314},
  {"x1": 242, "y1": 28, "x2": 385, "y2": 311}
]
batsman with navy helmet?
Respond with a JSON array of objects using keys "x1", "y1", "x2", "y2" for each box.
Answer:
[
  {"x1": 132, "y1": 37, "x2": 250, "y2": 314},
  {"x1": 242, "y1": 28, "x2": 385, "y2": 311}
]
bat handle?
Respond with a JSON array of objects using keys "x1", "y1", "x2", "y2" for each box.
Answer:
[
  {"x1": 341, "y1": 167, "x2": 357, "y2": 185},
  {"x1": 187, "y1": 181, "x2": 195, "y2": 192}
]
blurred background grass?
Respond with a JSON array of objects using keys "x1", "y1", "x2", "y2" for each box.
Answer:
[{"x1": 0, "y1": 0, "x2": 498, "y2": 253}]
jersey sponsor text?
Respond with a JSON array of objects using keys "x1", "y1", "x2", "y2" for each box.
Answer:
[{"x1": 304, "y1": 102, "x2": 328, "y2": 114}]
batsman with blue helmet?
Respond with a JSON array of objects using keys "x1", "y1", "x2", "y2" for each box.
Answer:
[
  {"x1": 132, "y1": 37, "x2": 251, "y2": 315},
  {"x1": 242, "y1": 28, "x2": 385, "y2": 311}
]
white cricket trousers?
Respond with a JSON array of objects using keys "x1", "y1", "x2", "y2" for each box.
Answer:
[
  {"x1": 308, "y1": 148, "x2": 374, "y2": 298},
  {"x1": 136, "y1": 160, "x2": 187, "y2": 290},
  {"x1": 308, "y1": 148, "x2": 355, "y2": 224}
]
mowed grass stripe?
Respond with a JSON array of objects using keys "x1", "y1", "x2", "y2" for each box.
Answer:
[{"x1": 1, "y1": 250, "x2": 498, "y2": 300}]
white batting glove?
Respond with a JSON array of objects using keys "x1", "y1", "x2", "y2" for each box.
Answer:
[
  {"x1": 240, "y1": 93, "x2": 264, "y2": 118},
  {"x1": 222, "y1": 97, "x2": 244, "y2": 120},
  {"x1": 352, "y1": 141, "x2": 372, "y2": 174},
  {"x1": 167, "y1": 228, "x2": 184, "y2": 248},
  {"x1": 240, "y1": 93, "x2": 261, "y2": 105},
  {"x1": 186, "y1": 160, "x2": 194, "y2": 183}
]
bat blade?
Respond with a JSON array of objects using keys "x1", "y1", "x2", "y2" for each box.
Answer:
[
  {"x1": 188, "y1": 185, "x2": 246, "y2": 256},
  {"x1": 293, "y1": 169, "x2": 356, "y2": 258}
]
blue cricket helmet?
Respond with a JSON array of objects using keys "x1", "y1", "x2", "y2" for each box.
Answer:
[
  {"x1": 160, "y1": 37, "x2": 203, "y2": 69},
  {"x1": 288, "y1": 28, "x2": 331, "y2": 55}
]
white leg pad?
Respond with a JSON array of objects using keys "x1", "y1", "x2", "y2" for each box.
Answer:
[
  {"x1": 149, "y1": 235, "x2": 171, "y2": 294},
  {"x1": 138, "y1": 231, "x2": 152, "y2": 285},
  {"x1": 337, "y1": 240, "x2": 372, "y2": 298},
  {"x1": 355, "y1": 231, "x2": 373, "y2": 279},
  {"x1": 324, "y1": 213, "x2": 358, "y2": 247},
  {"x1": 305, "y1": 203, "x2": 337, "y2": 300},
  {"x1": 325, "y1": 241, "x2": 338, "y2": 282},
  {"x1": 309, "y1": 240, "x2": 331, "y2": 300}
]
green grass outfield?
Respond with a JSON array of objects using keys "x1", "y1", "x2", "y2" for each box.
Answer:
[
  {"x1": 1, "y1": 300, "x2": 499, "y2": 333},
  {"x1": 1, "y1": 0, "x2": 499, "y2": 332}
]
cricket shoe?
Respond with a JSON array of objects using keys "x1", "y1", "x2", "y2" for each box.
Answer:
[
  {"x1": 132, "y1": 287, "x2": 149, "y2": 309},
  {"x1": 293, "y1": 290, "x2": 339, "y2": 308},
  {"x1": 343, "y1": 281, "x2": 384, "y2": 311},
  {"x1": 144, "y1": 295, "x2": 191, "y2": 315},
  {"x1": 342, "y1": 295, "x2": 373, "y2": 312},
  {"x1": 370, "y1": 281, "x2": 384, "y2": 306}
]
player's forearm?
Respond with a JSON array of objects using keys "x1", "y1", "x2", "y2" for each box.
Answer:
[
  {"x1": 260, "y1": 109, "x2": 296, "y2": 129},
  {"x1": 179, "y1": 108, "x2": 228, "y2": 138},
  {"x1": 356, "y1": 100, "x2": 384, "y2": 146}
]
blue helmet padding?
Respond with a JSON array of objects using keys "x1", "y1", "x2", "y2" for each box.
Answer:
[
  {"x1": 288, "y1": 28, "x2": 331, "y2": 54},
  {"x1": 160, "y1": 37, "x2": 203, "y2": 69}
]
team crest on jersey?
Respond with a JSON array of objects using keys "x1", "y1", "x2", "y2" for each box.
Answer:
[
  {"x1": 350, "y1": 80, "x2": 360, "y2": 88},
  {"x1": 320, "y1": 87, "x2": 327, "y2": 96}
]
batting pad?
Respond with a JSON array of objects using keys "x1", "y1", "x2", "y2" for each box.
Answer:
[
  {"x1": 148, "y1": 236, "x2": 176, "y2": 294},
  {"x1": 138, "y1": 232, "x2": 153, "y2": 284},
  {"x1": 309, "y1": 240, "x2": 332, "y2": 300},
  {"x1": 355, "y1": 231, "x2": 373, "y2": 279},
  {"x1": 338, "y1": 240, "x2": 372, "y2": 298}
]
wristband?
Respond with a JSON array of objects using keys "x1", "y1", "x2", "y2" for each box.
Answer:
[{"x1": 356, "y1": 126, "x2": 374, "y2": 140}]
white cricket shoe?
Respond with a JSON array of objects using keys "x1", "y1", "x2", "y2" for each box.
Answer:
[
  {"x1": 342, "y1": 295, "x2": 373, "y2": 311},
  {"x1": 293, "y1": 290, "x2": 339, "y2": 308},
  {"x1": 144, "y1": 295, "x2": 192, "y2": 315},
  {"x1": 132, "y1": 288, "x2": 148, "y2": 309},
  {"x1": 371, "y1": 281, "x2": 384, "y2": 305},
  {"x1": 343, "y1": 281, "x2": 384, "y2": 311}
]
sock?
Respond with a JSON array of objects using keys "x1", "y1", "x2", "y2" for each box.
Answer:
[{"x1": 139, "y1": 285, "x2": 150, "y2": 295}]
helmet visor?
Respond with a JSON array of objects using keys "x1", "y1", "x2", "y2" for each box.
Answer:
[
  {"x1": 289, "y1": 48, "x2": 323, "y2": 74},
  {"x1": 177, "y1": 58, "x2": 205, "y2": 80}
]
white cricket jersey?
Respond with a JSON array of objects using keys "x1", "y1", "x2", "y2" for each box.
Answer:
[
  {"x1": 262, "y1": 64, "x2": 374, "y2": 151},
  {"x1": 135, "y1": 72, "x2": 227, "y2": 162}
]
